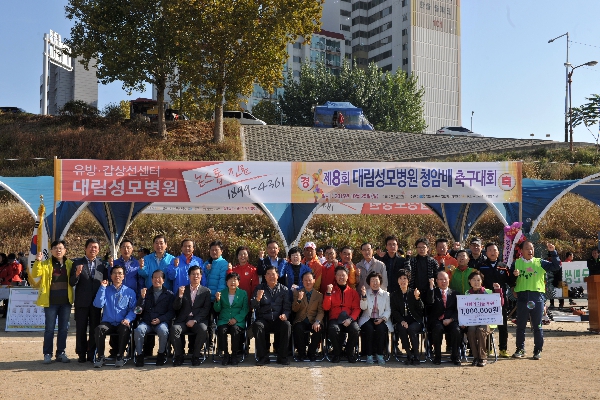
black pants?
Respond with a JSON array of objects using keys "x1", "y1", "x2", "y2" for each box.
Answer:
[
  {"x1": 95, "y1": 323, "x2": 130, "y2": 357},
  {"x1": 170, "y1": 321, "x2": 208, "y2": 358},
  {"x1": 430, "y1": 319, "x2": 461, "y2": 360},
  {"x1": 217, "y1": 324, "x2": 243, "y2": 355},
  {"x1": 498, "y1": 302, "x2": 509, "y2": 351},
  {"x1": 293, "y1": 320, "x2": 322, "y2": 357},
  {"x1": 328, "y1": 320, "x2": 360, "y2": 357},
  {"x1": 75, "y1": 306, "x2": 102, "y2": 357},
  {"x1": 360, "y1": 319, "x2": 388, "y2": 356},
  {"x1": 395, "y1": 321, "x2": 422, "y2": 358},
  {"x1": 253, "y1": 319, "x2": 291, "y2": 359}
]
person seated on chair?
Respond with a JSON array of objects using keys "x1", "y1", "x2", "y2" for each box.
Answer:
[
  {"x1": 214, "y1": 272, "x2": 248, "y2": 366},
  {"x1": 390, "y1": 269, "x2": 424, "y2": 365},
  {"x1": 252, "y1": 265, "x2": 292, "y2": 366},
  {"x1": 463, "y1": 270, "x2": 503, "y2": 367},
  {"x1": 133, "y1": 269, "x2": 175, "y2": 367},
  {"x1": 358, "y1": 271, "x2": 393, "y2": 365},
  {"x1": 292, "y1": 270, "x2": 324, "y2": 362},
  {"x1": 170, "y1": 265, "x2": 211, "y2": 366},
  {"x1": 93, "y1": 264, "x2": 137, "y2": 368},
  {"x1": 323, "y1": 265, "x2": 361, "y2": 363},
  {"x1": 426, "y1": 271, "x2": 461, "y2": 365}
]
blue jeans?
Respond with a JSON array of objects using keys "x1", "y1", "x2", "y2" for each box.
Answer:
[
  {"x1": 43, "y1": 304, "x2": 72, "y2": 356},
  {"x1": 515, "y1": 291, "x2": 545, "y2": 352},
  {"x1": 134, "y1": 322, "x2": 169, "y2": 355}
]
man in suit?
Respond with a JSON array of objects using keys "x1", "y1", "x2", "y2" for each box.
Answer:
[
  {"x1": 69, "y1": 238, "x2": 108, "y2": 363},
  {"x1": 292, "y1": 270, "x2": 324, "y2": 361},
  {"x1": 426, "y1": 270, "x2": 461, "y2": 365},
  {"x1": 133, "y1": 269, "x2": 175, "y2": 367},
  {"x1": 170, "y1": 265, "x2": 211, "y2": 366}
]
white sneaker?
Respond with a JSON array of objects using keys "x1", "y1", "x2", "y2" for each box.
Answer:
[
  {"x1": 94, "y1": 356, "x2": 105, "y2": 368},
  {"x1": 43, "y1": 354, "x2": 52, "y2": 364},
  {"x1": 115, "y1": 356, "x2": 125, "y2": 368},
  {"x1": 56, "y1": 352, "x2": 71, "y2": 363}
]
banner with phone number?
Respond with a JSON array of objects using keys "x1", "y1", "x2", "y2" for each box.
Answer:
[{"x1": 55, "y1": 160, "x2": 521, "y2": 204}]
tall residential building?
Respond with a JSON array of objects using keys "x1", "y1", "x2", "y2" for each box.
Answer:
[
  {"x1": 322, "y1": 0, "x2": 461, "y2": 134},
  {"x1": 40, "y1": 56, "x2": 98, "y2": 115},
  {"x1": 246, "y1": 30, "x2": 346, "y2": 110}
]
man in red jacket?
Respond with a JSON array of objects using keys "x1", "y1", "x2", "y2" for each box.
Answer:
[{"x1": 323, "y1": 265, "x2": 360, "y2": 363}]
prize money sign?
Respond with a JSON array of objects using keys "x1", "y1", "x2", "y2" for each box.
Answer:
[{"x1": 456, "y1": 294, "x2": 504, "y2": 326}]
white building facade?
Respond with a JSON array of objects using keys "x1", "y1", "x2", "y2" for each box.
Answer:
[{"x1": 322, "y1": 0, "x2": 461, "y2": 134}]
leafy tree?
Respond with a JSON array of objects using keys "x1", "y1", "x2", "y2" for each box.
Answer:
[
  {"x1": 59, "y1": 100, "x2": 99, "y2": 117},
  {"x1": 251, "y1": 100, "x2": 282, "y2": 125},
  {"x1": 65, "y1": 0, "x2": 181, "y2": 138},
  {"x1": 572, "y1": 94, "x2": 600, "y2": 129},
  {"x1": 280, "y1": 61, "x2": 427, "y2": 133},
  {"x1": 119, "y1": 100, "x2": 130, "y2": 119},
  {"x1": 172, "y1": 0, "x2": 322, "y2": 143}
]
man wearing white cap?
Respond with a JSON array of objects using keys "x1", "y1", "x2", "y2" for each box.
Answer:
[{"x1": 302, "y1": 242, "x2": 323, "y2": 290}]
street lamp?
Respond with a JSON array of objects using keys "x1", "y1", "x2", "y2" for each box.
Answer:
[
  {"x1": 567, "y1": 60, "x2": 598, "y2": 151},
  {"x1": 470, "y1": 111, "x2": 474, "y2": 132},
  {"x1": 548, "y1": 32, "x2": 569, "y2": 142}
]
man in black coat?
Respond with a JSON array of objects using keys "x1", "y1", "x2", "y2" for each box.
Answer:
[
  {"x1": 133, "y1": 270, "x2": 175, "y2": 367},
  {"x1": 476, "y1": 242, "x2": 511, "y2": 357},
  {"x1": 426, "y1": 271, "x2": 461, "y2": 365},
  {"x1": 251, "y1": 265, "x2": 292, "y2": 366},
  {"x1": 170, "y1": 265, "x2": 211, "y2": 366},
  {"x1": 375, "y1": 235, "x2": 406, "y2": 295},
  {"x1": 69, "y1": 238, "x2": 108, "y2": 363}
]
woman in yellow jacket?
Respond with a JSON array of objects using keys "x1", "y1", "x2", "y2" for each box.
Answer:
[{"x1": 31, "y1": 240, "x2": 74, "y2": 364}]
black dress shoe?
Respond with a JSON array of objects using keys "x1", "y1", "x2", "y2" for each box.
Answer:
[
  {"x1": 230, "y1": 355, "x2": 239, "y2": 366},
  {"x1": 404, "y1": 356, "x2": 413, "y2": 365},
  {"x1": 277, "y1": 357, "x2": 290, "y2": 365},
  {"x1": 433, "y1": 357, "x2": 441, "y2": 365},
  {"x1": 173, "y1": 355, "x2": 184, "y2": 366},
  {"x1": 330, "y1": 355, "x2": 340, "y2": 363},
  {"x1": 221, "y1": 354, "x2": 230, "y2": 366},
  {"x1": 308, "y1": 354, "x2": 317, "y2": 362},
  {"x1": 256, "y1": 356, "x2": 270, "y2": 366},
  {"x1": 156, "y1": 352, "x2": 166, "y2": 366},
  {"x1": 191, "y1": 357, "x2": 202, "y2": 366},
  {"x1": 453, "y1": 359, "x2": 462, "y2": 366},
  {"x1": 78, "y1": 355, "x2": 87, "y2": 363},
  {"x1": 297, "y1": 353, "x2": 307, "y2": 361},
  {"x1": 135, "y1": 355, "x2": 145, "y2": 367}
]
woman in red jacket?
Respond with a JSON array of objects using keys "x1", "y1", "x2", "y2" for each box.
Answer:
[{"x1": 228, "y1": 246, "x2": 259, "y2": 307}]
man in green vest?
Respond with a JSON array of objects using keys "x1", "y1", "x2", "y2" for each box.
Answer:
[{"x1": 510, "y1": 241, "x2": 560, "y2": 360}]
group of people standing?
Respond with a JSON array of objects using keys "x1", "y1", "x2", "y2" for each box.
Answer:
[{"x1": 31, "y1": 232, "x2": 566, "y2": 368}]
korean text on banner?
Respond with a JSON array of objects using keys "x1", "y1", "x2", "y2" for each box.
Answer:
[
  {"x1": 457, "y1": 294, "x2": 504, "y2": 326},
  {"x1": 291, "y1": 161, "x2": 522, "y2": 204},
  {"x1": 55, "y1": 160, "x2": 291, "y2": 203}
]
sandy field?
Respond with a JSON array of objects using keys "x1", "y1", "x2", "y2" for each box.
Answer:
[{"x1": 1, "y1": 314, "x2": 599, "y2": 400}]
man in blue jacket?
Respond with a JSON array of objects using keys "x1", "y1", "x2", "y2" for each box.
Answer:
[
  {"x1": 93, "y1": 264, "x2": 137, "y2": 368},
  {"x1": 133, "y1": 270, "x2": 175, "y2": 367},
  {"x1": 111, "y1": 239, "x2": 144, "y2": 297},
  {"x1": 166, "y1": 239, "x2": 205, "y2": 289},
  {"x1": 139, "y1": 235, "x2": 175, "y2": 290}
]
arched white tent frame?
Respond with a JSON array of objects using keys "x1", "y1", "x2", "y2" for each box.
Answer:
[
  {"x1": 0, "y1": 180, "x2": 37, "y2": 220},
  {"x1": 529, "y1": 171, "x2": 600, "y2": 234}
]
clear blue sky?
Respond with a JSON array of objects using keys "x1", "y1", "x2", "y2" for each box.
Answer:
[{"x1": 1, "y1": 0, "x2": 599, "y2": 142}]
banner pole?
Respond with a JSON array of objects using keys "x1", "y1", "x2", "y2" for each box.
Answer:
[{"x1": 53, "y1": 156, "x2": 58, "y2": 240}]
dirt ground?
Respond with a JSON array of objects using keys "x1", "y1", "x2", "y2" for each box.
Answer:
[{"x1": 1, "y1": 314, "x2": 599, "y2": 400}]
